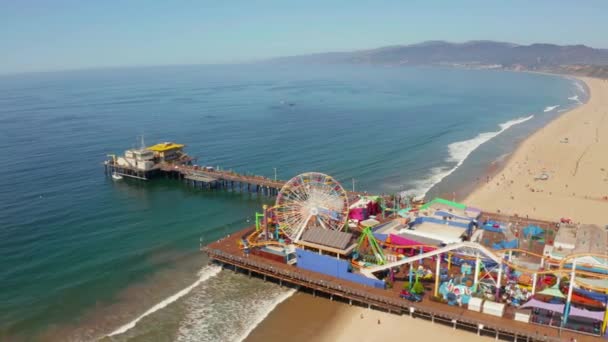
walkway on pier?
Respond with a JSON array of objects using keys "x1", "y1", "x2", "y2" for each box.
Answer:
[
  {"x1": 161, "y1": 164, "x2": 285, "y2": 189},
  {"x1": 108, "y1": 160, "x2": 369, "y2": 198},
  {"x1": 204, "y1": 228, "x2": 598, "y2": 342}
]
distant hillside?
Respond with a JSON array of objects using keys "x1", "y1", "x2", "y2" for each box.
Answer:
[
  {"x1": 549, "y1": 64, "x2": 608, "y2": 79},
  {"x1": 270, "y1": 41, "x2": 608, "y2": 78}
]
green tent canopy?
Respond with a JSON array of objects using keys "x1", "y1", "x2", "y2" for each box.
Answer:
[
  {"x1": 537, "y1": 284, "x2": 565, "y2": 299},
  {"x1": 420, "y1": 197, "x2": 467, "y2": 211}
]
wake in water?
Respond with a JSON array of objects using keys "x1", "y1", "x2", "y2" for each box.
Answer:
[
  {"x1": 107, "y1": 265, "x2": 222, "y2": 337},
  {"x1": 543, "y1": 105, "x2": 560, "y2": 112},
  {"x1": 402, "y1": 115, "x2": 534, "y2": 199}
]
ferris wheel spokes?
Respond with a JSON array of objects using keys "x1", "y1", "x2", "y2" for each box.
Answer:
[{"x1": 275, "y1": 172, "x2": 349, "y2": 241}]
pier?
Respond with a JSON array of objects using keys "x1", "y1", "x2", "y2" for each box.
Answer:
[
  {"x1": 203, "y1": 228, "x2": 594, "y2": 342},
  {"x1": 161, "y1": 164, "x2": 284, "y2": 196},
  {"x1": 106, "y1": 142, "x2": 608, "y2": 341},
  {"x1": 104, "y1": 141, "x2": 285, "y2": 196},
  {"x1": 104, "y1": 160, "x2": 285, "y2": 195},
  {"x1": 106, "y1": 158, "x2": 368, "y2": 197},
  {"x1": 104, "y1": 141, "x2": 376, "y2": 198}
]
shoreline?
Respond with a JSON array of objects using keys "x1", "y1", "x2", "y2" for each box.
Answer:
[
  {"x1": 456, "y1": 73, "x2": 588, "y2": 201},
  {"x1": 465, "y1": 76, "x2": 608, "y2": 224},
  {"x1": 416, "y1": 70, "x2": 586, "y2": 204},
  {"x1": 462, "y1": 72, "x2": 589, "y2": 203},
  {"x1": 245, "y1": 74, "x2": 605, "y2": 342},
  {"x1": 442, "y1": 72, "x2": 589, "y2": 204}
]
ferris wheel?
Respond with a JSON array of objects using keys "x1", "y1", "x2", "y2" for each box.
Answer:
[{"x1": 275, "y1": 172, "x2": 349, "y2": 242}]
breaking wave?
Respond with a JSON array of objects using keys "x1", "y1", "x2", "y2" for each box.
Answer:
[
  {"x1": 544, "y1": 105, "x2": 560, "y2": 112},
  {"x1": 568, "y1": 95, "x2": 582, "y2": 104},
  {"x1": 107, "y1": 265, "x2": 222, "y2": 337},
  {"x1": 402, "y1": 115, "x2": 534, "y2": 199},
  {"x1": 234, "y1": 289, "x2": 296, "y2": 342},
  {"x1": 175, "y1": 271, "x2": 296, "y2": 342},
  {"x1": 573, "y1": 81, "x2": 586, "y2": 96}
]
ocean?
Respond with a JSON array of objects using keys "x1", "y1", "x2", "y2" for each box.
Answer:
[{"x1": 0, "y1": 64, "x2": 585, "y2": 341}]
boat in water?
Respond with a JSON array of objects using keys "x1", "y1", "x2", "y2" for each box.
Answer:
[{"x1": 111, "y1": 172, "x2": 123, "y2": 181}]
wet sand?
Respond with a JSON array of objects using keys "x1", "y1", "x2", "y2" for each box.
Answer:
[
  {"x1": 466, "y1": 77, "x2": 608, "y2": 224},
  {"x1": 245, "y1": 293, "x2": 342, "y2": 342},
  {"x1": 246, "y1": 292, "x2": 490, "y2": 342}
]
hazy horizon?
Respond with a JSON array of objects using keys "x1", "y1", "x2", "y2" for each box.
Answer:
[
  {"x1": 1, "y1": 39, "x2": 606, "y2": 77},
  {"x1": 2, "y1": 0, "x2": 608, "y2": 74}
]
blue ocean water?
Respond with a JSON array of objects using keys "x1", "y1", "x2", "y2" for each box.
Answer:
[{"x1": 0, "y1": 64, "x2": 584, "y2": 341}]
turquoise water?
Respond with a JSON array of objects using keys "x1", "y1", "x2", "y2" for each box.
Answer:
[{"x1": 0, "y1": 65, "x2": 584, "y2": 341}]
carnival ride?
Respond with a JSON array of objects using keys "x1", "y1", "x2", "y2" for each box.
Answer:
[
  {"x1": 242, "y1": 172, "x2": 350, "y2": 250},
  {"x1": 274, "y1": 172, "x2": 349, "y2": 242},
  {"x1": 353, "y1": 227, "x2": 386, "y2": 265},
  {"x1": 238, "y1": 179, "x2": 608, "y2": 336}
]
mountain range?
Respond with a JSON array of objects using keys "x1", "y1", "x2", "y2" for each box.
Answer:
[{"x1": 269, "y1": 41, "x2": 608, "y2": 78}]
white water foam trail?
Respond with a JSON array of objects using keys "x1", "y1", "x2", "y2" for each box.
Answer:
[
  {"x1": 107, "y1": 265, "x2": 222, "y2": 337},
  {"x1": 573, "y1": 81, "x2": 586, "y2": 96},
  {"x1": 175, "y1": 271, "x2": 296, "y2": 342},
  {"x1": 543, "y1": 105, "x2": 560, "y2": 112},
  {"x1": 568, "y1": 95, "x2": 582, "y2": 104},
  {"x1": 233, "y1": 289, "x2": 296, "y2": 342},
  {"x1": 402, "y1": 115, "x2": 534, "y2": 199}
]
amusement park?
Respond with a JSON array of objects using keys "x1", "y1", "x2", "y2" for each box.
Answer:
[{"x1": 205, "y1": 171, "x2": 608, "y2": 340}]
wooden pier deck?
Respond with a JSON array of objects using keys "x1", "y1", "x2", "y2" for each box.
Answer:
[
  {"x1": 166, "y1": 164, "x2": 284, "y2": 195},
  {"x1": 105, "y1": 160, "x2": 285, "y2": 195},
  {"x1": 203, "y1": 227, "x2": 603, "y2": 342},
  {"x1": 106, "y1": 161, "x2": 372, "y2": 197}
]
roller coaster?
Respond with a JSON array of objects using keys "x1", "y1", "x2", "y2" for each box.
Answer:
[
  {"x1": 242, "y1": 210, "x2": 608, "y2": 292},
  {"x1": 240, "y1": 171, "x2": 608, "y2": 294}
]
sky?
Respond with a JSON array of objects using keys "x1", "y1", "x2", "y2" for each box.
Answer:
[{"x1": 2, "y1": 0, "x2": 608, "y2": 74}]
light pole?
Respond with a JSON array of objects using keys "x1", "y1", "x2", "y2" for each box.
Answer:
[
  {"x1": 273, "y1": 167, "x2": 277, "y2": 181},
  {"x1": 352, "y1": 178, "x2": 356, "y2": 192}
]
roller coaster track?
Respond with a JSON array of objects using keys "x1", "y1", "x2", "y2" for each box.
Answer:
[
  {"x1": 363, "y1": 242, "x2": 608, "y2": 286},
  {"x1": 361, "y1": 241, "x2": 502, "y2": 277},
  {"x1": 244, "y1": 227, "x2": 608, "y2": 288}
]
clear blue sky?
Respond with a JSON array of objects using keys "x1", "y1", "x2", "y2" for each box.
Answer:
[{"x1": 2, "y1": 0, "x2": 607, "y2": 74}]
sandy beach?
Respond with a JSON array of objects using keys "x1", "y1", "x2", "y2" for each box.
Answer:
[
  {"x1": 246, "y1": 292, "x2": 491, "y2": 342},
  {"x1": 246, "y1": 76, "x2": 608, "y2": 342},
  {"x1": 466, "y1": 77, "x2": 608, "y2": 224}
]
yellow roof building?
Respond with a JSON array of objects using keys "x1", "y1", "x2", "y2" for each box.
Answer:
[{"x1": 147, "y1": 142, "x2": 185, "y2": 152}]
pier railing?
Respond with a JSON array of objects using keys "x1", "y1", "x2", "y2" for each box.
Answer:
[
  {"x1": 109, "y1": 160, "x2": 373, "y2": 198},
  {"x1": 203, "y1": 246, "x2": 564, "y2": 342},
  {"x1": 160, "y1": 164, "x2": 285, "y2": 188}
]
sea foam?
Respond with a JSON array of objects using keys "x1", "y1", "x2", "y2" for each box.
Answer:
[
  {"x1": 543, "y1": 105, "x2": 560, "y2": 112},
  {"x1": 175, "y1": 273, "x2": 296, "y2": 342},
  {"x1": 234, "y1": 289, "x2": 296, "y2": 342},
  {"x1": 107, "y1": 265, "x2": 222, "y2": 337},
  {"x1": 402, "y1": 115, "x2": 534, "y2": 199},
  {"x1": 574, "y1": 81, "x2": 586, "y2": 96},
  {"x1": 568, "y1": 95, "x2": 582, "y2": 104}
]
